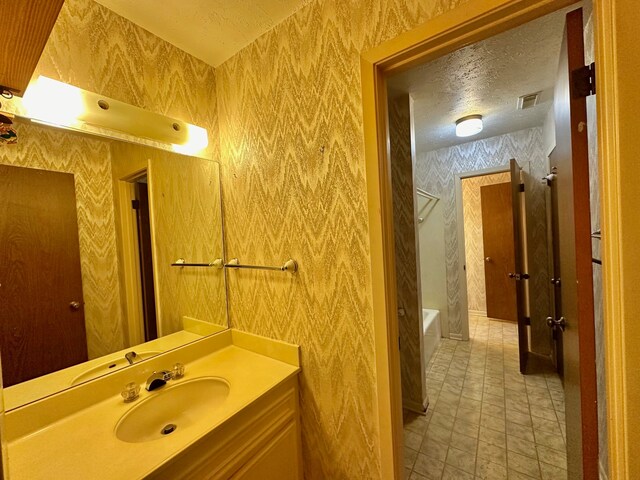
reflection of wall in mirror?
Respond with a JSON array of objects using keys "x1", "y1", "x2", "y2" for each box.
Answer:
[
  {"x1": 110, "y1": 142, "x2": 227, "y2": 336},
  {"x1": 0, "y1": 0, "x2": 220, "y2": 366},
  {"x1": 0, "y1": 121, "x2": 124, "y2": 360},
  {"x1": 148, "y1": 155, "x2": 226, "y2": 335},
  {"x1": 0, "y1": 0, "x2": 225, "y2": 432}
]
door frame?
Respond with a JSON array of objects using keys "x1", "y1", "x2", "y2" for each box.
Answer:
[
  {"x1": 455, "y1": 165, "x2": 510, "y2": 338},
  {"x1": 115, "y1": 168, "x2": 149, "y2": 347},
  {"x1": 361, "y1": 0, "x2": 628, "y2": 478}
]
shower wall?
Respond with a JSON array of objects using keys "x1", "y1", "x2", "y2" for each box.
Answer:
[{"x1": 418, "y1": 199, "x2": 447, "y2": 337}]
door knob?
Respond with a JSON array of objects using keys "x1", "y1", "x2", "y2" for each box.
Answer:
[
  {"x1": 508, "y1": 272, "x2": 530, "y2": 280},
  {"x1": 546, "y1": 316, "x2": 566, "y2": 331},
  {"x1": 69, "y1": 301, "x2": 81, "y2": 310},
  {"x1": 485, "y1": 257, "x2": 492, "y2": 262}
]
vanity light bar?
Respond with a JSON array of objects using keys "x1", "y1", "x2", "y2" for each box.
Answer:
[{"x1": 21, "y1": 76, "x2": 208, "y2": 151}]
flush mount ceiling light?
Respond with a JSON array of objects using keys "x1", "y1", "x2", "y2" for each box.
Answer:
[{"x1": 455, "y1": 114, "x2": 483, "y2": 138}]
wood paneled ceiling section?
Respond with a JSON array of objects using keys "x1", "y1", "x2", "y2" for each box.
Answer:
[{"x1": 0, "y1": 0, "x2": 65, "y2": 96}]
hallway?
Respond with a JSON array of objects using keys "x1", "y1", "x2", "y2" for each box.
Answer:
[{"x1": 403, "y1": 315, "x2": 567, "y2": 479}]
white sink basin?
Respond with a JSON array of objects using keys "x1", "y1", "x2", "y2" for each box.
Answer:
[
  {"x1": 70, "y1": 351, "x2": 163, "y2": 386},
  {"x1": 115, "y1": 377, "x2": 230, "y2": 443}
]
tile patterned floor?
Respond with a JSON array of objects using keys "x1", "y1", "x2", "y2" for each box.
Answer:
[{"x1": 403, "y1": 315, "x2": 568, "y2": 480}]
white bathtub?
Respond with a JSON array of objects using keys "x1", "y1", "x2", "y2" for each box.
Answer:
[{"x1": 423, "y1": 308, "x2": 442, "y2": 365}]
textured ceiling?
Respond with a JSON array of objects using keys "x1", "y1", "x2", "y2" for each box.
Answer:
[
  {"x1": 388, "y1": 8, "x2": 571, "y2": 153},
  {"x1": 93, "y1": 0, "x2": 311, "y2": 67}
]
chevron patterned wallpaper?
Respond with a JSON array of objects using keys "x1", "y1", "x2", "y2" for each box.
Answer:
[
  {"x1": 1, "y1": 0, "x2": 220, "y2": 357},
  {"x1": 0, "y1": 0, "x2": 520, "y2": 477},
  {"x1": 390, "y1": 95, "x2": 426, "y2": 413},
  {"x1": 0, "y1": 121, "x2": 123, "y2": 360},
  {"x1": 416, "y1": 127, "x2": 550, "y2": 346},
  {"x1": 216, "y1": 1, "x2": 470, "y2": 477},
  {"x1": 33, "y1": 0, "x2": 219, "y2": 162},
  {"x1": 148, "y1": 155, "x2": 227, "y2": 335},
  {"x1": 461, "y1": 172, "x2": 511, "y2": 313}
]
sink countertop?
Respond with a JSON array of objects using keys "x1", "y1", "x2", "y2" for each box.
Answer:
[
  {"x1": 5, "y1": 332, "x2": 202, "y2": 411},
  {"x1": 5, "y1": 317, "x2": 226, "y2": 411},
  {"x1": 6, "y1": 330, "x2": 300, "y2": 480}
]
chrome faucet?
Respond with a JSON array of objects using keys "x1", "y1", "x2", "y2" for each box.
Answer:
[
  {"x1": 125, "y1": 351, "x2": 139, "y2": 365},
  {"x1": 145, "y1": 363, "x2": 185, "y2": 391},
  {"x1": 145, "y1": 370, "x2": 172, "y2": 391}
]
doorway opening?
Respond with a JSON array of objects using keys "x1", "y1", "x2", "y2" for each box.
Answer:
[
  {"x1": 116, "y1": 170, "x2": 159, "y2": 347},
  {"x1": 461, "y1": 171, "x2": 515, "y2": 322},
  {"x1": 384, "y1": 3, "x2": 602, "y2": 479},
  {"x1": 132, "y1": 177, "x2": 158, "y2": 342}
]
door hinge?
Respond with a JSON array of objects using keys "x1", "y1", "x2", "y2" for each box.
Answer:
[
  {"x1": 519, "y1": 183, "x2": 525, "y2": 192},
  {"x1": 132, "y1": 199, "x2": 140, "y2": 210},
  {"x1": 572, "y1": 62, "x2": 596, "y2": 97},
  {"x1": 524, "y1": 317, "x2": 531, "y2": 326}
]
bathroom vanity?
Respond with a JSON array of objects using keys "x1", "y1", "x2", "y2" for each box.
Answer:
[{"x1": 4, "y1": 330, "x2": 302, "y2": 480}]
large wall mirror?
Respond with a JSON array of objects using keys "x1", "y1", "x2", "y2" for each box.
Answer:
[{"x1": 0, "y1": 117, "x2": 228, "y2": 409}]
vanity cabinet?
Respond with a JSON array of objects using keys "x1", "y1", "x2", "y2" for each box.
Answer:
[
  {"x1": 0, "y1": 0, "x2": 65, "y2": 96},
  {"x1": 147, "y1": 376, "x2": 302, "y2": 480}
]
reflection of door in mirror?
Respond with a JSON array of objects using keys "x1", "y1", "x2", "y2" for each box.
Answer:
[
  {"x1": 0, "y1": 165, "x2": 88, "y2": 386},
  {"x1": 112, "y1": 143, "x2": 229, "y2": 341},
  {"x1": 133, "y1": 179, "x2": 158, "y2": 342},
  {"x1": 0, "y1": 119, "x2": 228, "y2": 409}
]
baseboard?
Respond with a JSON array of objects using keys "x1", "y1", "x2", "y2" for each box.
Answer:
[
  {"x1": 599, "y1": 460, "x2": 609, "y2": 480},
  {"x1": 468, "y1": 310, "x2": 487, "y2": 317},
  {"x1": 403, "y1": 398, "x2": 428, "y2": 415},
  {"x1": 449, "y1": 332, "x2": 463, "y2": 340}
]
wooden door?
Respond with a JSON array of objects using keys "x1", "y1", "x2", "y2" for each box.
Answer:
[
  {"x1": 552, "y1": 8, "x2": 598, "y2": 479},
  {"x1": 509, "y1": 158, "x2": 531, "y2": 374},
  {"x1": 548, "y1": 165, "x2": 564, "y2": 380},
  {"x1": 481, "y1": 182, "x2": 518, "y2": 322},
  {"x1": 134, "y1": 181, "x2": 158, "y2": 342},
  {"x1": 0, "y1": 165, "x2": 87, "y2": 386}
]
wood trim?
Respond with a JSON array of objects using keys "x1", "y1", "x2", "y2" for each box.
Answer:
[
  {"x1": 361, "y1": 0, "x2": 618, "y2": 478},
  {"x1": 593, "y1": 1, "x2": 638, "y2": 478},
  {"x1": 115, "y1": 173, "x2": 147, "y2": 347},
  {"x1": 362, "y1": 56, "x2": 404, "y2": 480},
  {"x1": 362, "y1": 0, "x2": 577, "y2": 73}
]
